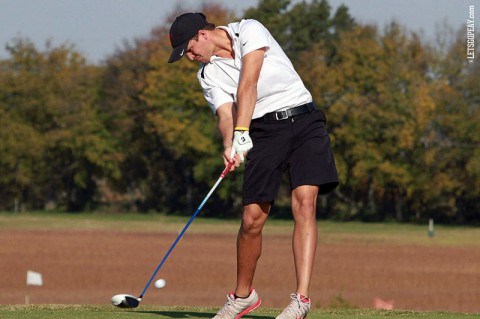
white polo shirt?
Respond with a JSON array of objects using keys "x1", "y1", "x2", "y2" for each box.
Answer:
[{"x1": 197, "y1": 19, "x2": 312, "y2": 119}]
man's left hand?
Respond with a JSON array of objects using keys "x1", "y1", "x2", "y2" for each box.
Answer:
[{"x1": 231, "y1": 130, "x2": 253, "y2": 162}]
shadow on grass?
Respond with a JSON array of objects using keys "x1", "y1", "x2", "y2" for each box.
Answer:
[
  {"x1": 136, "y1": 311, "x2": 272, "y2": 319},
  {"x1": 135, "y1": 311, "x2": 214, "y2": 318}
]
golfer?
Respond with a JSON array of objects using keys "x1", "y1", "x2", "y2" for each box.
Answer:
[{"x1": 168, "y1": 12, "x2": 339, "y2": 319}]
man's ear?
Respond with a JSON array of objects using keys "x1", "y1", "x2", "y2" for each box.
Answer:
[{"x1": 198, "y1": 30, "x2": 208, "y2": 39}]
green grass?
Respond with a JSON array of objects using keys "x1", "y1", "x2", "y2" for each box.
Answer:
[{"x1": 0, "y1": 305, "x2": 478, "y2": 319}]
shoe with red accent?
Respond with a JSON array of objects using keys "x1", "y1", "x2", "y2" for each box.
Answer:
[
  {"x1": 212, "y1": 289, "x2": 262, "y2": 319},
  {"x1": 275, "y1": 293, "x2": 311, "y2": 319}
]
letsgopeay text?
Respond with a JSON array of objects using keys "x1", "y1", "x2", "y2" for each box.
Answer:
[{"x1": 467, "y1": 5, "x2": 475, "y2": 63}]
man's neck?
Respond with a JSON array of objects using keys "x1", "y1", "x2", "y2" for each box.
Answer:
[{"x1": 212, "y1": 28, "x2": 234, "y2": 59}]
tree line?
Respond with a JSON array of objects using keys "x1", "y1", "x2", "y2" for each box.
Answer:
[{"x1": 1, "y1": 0, "x2": 478, "y2": 224}]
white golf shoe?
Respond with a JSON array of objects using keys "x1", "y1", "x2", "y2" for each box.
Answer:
[
  {"x1": 276, "y1": 293, "x2": 311, "y2": 319},
  {"x1": 212, "y1": 289, "x2": 261, "y2": 319}
]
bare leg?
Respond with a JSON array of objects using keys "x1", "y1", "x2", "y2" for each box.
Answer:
[
  {"x1": 291, "y1": 185, "x2": 319, "y2": 297},
  {"x1": 235, "y1": 202, "x2": 270, "y2": 297}
]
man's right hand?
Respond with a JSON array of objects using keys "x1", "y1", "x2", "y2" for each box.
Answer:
[{"x1": 224, "y1": 146, "x2": 241, "y2": 172}]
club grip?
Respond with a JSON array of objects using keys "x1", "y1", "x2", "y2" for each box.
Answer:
[{"x1": 220, "y1": 161, "x2": 234, "y2": 178}]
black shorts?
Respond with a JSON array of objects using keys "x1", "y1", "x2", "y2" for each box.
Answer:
[{"x1": 242, "y1": 108, "x2": 339, "y2": 206}]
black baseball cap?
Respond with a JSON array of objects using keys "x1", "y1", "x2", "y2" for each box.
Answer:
[{"x1": 168, "y1": 12, "x2": 208, "y2": 63}]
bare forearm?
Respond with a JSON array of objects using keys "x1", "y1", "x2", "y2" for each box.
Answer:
[
  {"x1": 216, "y1": 102, "x2": 236, "y2": 147},
  {"x1": 236, "y1": 84, "x2": 257, "y2": 129},
  {"x1": 218, "y1": 113, "x2": 235, "y2": 149},
  {"x1": 217, "y1": 103, "x2": 241, "y2": 167},
  {"x1": 235, "y1": 49, "x2": 265, "y2": 129}
]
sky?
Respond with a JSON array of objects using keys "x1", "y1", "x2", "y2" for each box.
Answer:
[{"x1": 0, "y1": 0, "x2": 478, "y2": 64}]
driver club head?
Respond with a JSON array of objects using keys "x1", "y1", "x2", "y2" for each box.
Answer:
[{"x1": 111, "y1": 294, "x2": 141, "y2": 308}]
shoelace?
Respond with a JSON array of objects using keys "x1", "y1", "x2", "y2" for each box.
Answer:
[
  {"x1": 282, "y1": 294, "x2": 308, "y2": 317},
  {"x1": 217, "y1": 294, "x2": 237, "y2": 316}
]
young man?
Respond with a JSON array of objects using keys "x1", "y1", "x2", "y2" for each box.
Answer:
[{"x1": 168, "y1": 12, "x2": 339, "y2": 319}]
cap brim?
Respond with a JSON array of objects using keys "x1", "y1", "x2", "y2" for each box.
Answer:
[{"x1": 168, "y1": 42, "x2": 188, "y2": 63}]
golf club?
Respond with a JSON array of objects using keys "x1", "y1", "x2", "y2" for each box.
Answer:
[{"x1": 112, "y1": 161, "x2": 234, "y2": 308}]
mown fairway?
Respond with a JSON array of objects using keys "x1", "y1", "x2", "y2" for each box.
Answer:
[{"x1": 0, "y1": 305, "x2": 478, "y2": 319}]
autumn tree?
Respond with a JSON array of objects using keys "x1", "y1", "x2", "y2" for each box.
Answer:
[
  {"x1": 1, "y1": 0, "x2": 477, "y2": 223},
  {"x1": 297, "y1": 22, "x2": 479, "y2": 223},
  {"x1": 423, "y1": 28, "x2": 480, "y2": 223},
  {"x1": 100, "y1": 3, "x2": 243, "y2": 215}
]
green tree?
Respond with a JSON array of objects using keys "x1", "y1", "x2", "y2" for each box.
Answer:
[
  {"x1": 243, "y1": 0, "x2": 355, "y2": 61},
  {"x1": 244, "y1": 0, "x2": 292, "y2": 48},
  {"x1": 0, "y1": 109, "x2": 45, "y2": 210},
  {"x1": 0, "y1": 38, "x2": 119, "y2": 211}
]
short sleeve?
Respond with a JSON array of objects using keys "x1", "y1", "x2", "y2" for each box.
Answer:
[
  {"x1": 202, "y1": 85, "x2": 234, "y2": 114},
  {"x1": 237, "y1": 20, "x2": 271, "y2": 58}
]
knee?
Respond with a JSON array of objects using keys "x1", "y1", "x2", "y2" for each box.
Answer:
[
  {"x1": 292, "y1": 197, "x2": 317, "y2": 221},
  {"x1": 241, "y1": 215, "x2": 262, "y2": 235},
  {"x1": 292, "y1": 186, "x2": 319, "y2": 219},
  {"x1": 240, "y1": 204, "x2": 268, "y2": 235}
]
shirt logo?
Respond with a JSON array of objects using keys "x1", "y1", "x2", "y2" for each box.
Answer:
[{"x1": 180, "y1": 49, "x2": 185, "y2": 56}]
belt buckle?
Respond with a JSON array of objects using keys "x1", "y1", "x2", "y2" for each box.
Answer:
[{"x1": 275, "y1": 110, "x2": 289, "y2": 120}]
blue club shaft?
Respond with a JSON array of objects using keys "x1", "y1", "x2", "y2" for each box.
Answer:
[{"x1": 138, "y1": 163, "x2": 233, "y2": 299}]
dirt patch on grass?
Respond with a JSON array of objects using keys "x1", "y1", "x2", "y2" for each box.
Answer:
[{"x1": 1, "y1": 229, "x2": 479, "y2": 313}]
